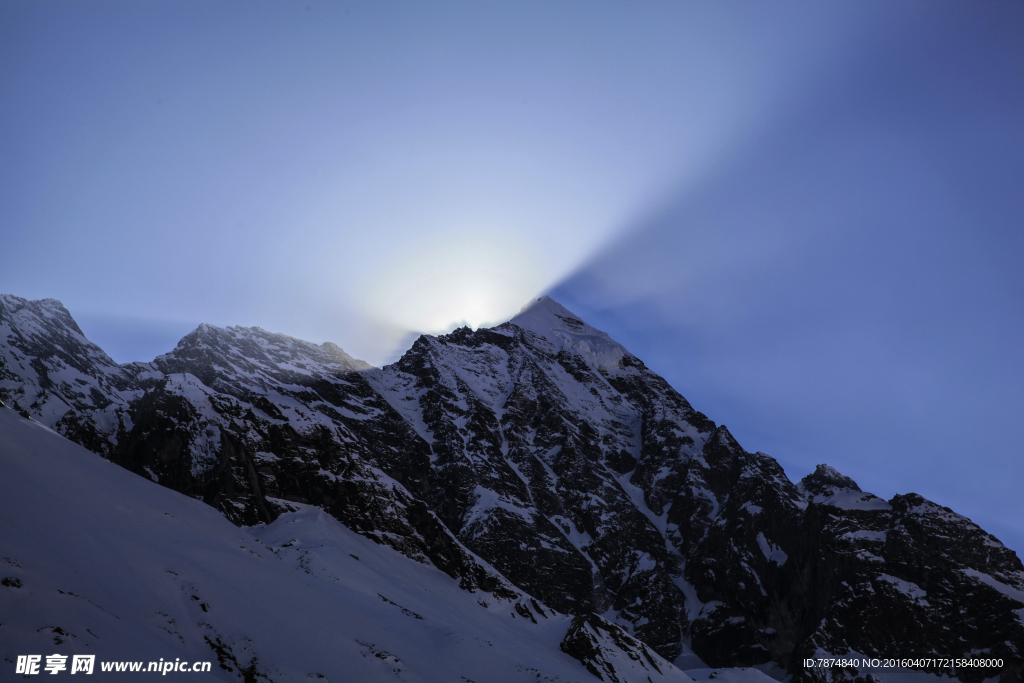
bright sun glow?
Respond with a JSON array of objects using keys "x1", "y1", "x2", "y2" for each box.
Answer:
[{"x1": 360, "y1": 229, "x2": 548, "y2": 334}]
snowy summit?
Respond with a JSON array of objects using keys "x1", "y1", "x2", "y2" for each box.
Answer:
[{"x1": 509, "y1": 296, "x2": 630, "y2": 373}]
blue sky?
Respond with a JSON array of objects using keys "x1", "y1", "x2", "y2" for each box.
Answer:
[{"x1": 2, "y1": 2, "x2": 1022, "y2": 552}]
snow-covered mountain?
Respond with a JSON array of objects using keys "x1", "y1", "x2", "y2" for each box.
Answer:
[{"x1": 1, "y1": 293, "x2": 1021, "y2": 682}]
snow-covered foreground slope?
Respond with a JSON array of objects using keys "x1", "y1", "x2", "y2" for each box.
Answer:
[{"x1": 0, "y1": 407, "x2": 716, "y2": 682}]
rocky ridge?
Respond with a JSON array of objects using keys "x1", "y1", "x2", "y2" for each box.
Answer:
[{"x1": 1, "y1": 293, "x2": 1021, "y2": 682}]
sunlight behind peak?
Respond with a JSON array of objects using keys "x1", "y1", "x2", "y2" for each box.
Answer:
[{"x1": 360, "y1": 230, "x2": 548, "y2": 336}]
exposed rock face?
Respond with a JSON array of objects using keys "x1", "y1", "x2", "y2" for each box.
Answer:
[
  {"x1": 2, "y1": 293, "x2": 1021, "y2": 682},
  {"x1": 364, "y1": 316, "x2": 696, "y2": 659},
  {"x1": 788, "y1": 471, "x2": 1024, "y2": 683}
]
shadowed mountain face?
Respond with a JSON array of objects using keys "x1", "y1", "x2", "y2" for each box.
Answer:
[{"x1": 2, "y1": 293, "x2": 1022, "y2": 682}]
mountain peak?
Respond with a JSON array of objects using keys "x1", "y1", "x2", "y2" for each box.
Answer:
[
  {"x1": 801, "y1": 463, "x2": 861, "y2": 493},
  {"x1": 513, "y1": 294, "x2": 576, "y2": 317},
  {"x1": 509, "y1": 296, "x2": 601, "y2": 338},
  {"x1": 0, "y1": 294, "x2": 83, "y2": 336},
  {"x1": 507, "y1": 296, "x2": 631, "y2": 372}
]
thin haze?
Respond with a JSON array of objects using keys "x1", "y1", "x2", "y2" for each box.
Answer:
[{"x1": 2, "y1": 2, "x2": 1022, "y2": 553}]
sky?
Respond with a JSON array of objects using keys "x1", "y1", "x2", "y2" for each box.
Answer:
[{"x1": 2, "y1": 2, "x2": 1022, "y2": 552}]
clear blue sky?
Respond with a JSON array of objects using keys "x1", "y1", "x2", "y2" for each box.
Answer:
[{"x1": 2, "y1": 2, "x2": 1022, "y2": 552}]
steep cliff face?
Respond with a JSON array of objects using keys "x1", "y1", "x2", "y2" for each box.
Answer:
[
  {"x1": 2, "y1": 293, "x2": 1021, "y2": 682},
  {"x1": 365, "y1": 311, "x2": 697, "y2": 661}
]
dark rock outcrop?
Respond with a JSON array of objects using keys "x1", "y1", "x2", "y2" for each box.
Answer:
[{"x1": 560, "y1": 613, "x2": 686, "y2": 682}]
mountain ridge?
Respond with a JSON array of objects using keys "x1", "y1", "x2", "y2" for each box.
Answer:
[{"x1": 1, "y1": 292, "x2": 1021, "y2": 682}]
